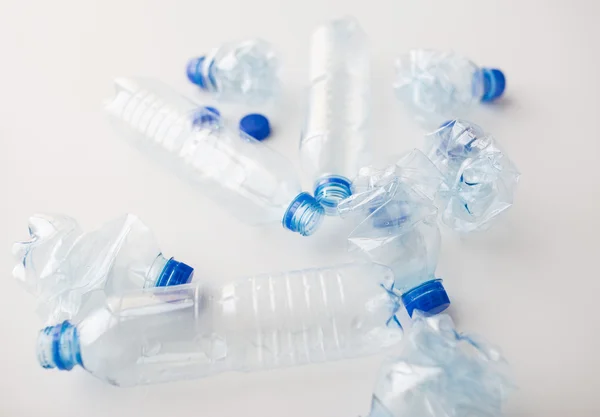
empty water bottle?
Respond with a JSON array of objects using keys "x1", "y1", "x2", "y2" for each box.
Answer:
[
  {"x1": 300, "y1": 17, "x2": 372, "y2": 214},
  {"x1": 105, "y1": 78, "x2": 323, "y2": 236},
  {"x1": 395, "y1": 49, "x2": 505, "y2": 125},
  {"x1": 425, "y1": 120, "x2": 520, "y2": 233},
  {"x1": 369, "y1": 313, "x2": 513, "y2": 417},
  {"x1": 186, "y1": 39, "x2": 279, "y2": 105},
  {"x1": 338, "y1": 150, "x2": 450, "y2": 317},
  {"x1": 12, "y1": 214, "x2": 193, "y2": 324},
  {"x1": 37, "y1": 262, "x2": 403, "y2": 385}
]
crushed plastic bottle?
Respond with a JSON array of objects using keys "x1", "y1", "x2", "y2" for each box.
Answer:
[
  {"x1": 424, "y1": 120, "x2": 520, "y2": 233},
  {"x1": 36, "y1": 262, "x2": 403, "y2": 385},
  {"x1": 369, "y1": 312, "x2": 513, "y2": 417},
  {"x1": 395, "y1": 49, "x2": 505, "y2": 126},
  {"x1": 338, "y1": 150, "x2": 449, "y2": 317},
  {"x1": 300, "y1": 17, "x2": 372, "y2": 215},
  {"x1": 12, "y1": 214, "x2": 193, "y2": 324},
  {"x1": 105, "y1": 78, "x2": 323, "y2": 236},
  {"x1": 186, "y1": 39, "x2": 279, "y2": 105}
]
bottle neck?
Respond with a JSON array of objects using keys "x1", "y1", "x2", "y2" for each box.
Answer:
[
  {"x1": 37, "y1": 321, "x2": 82, "y2": 371},
  {"x1": 314, "y1": 175, "x2": 353, "y2": 216},
  {"x1": 282, "y1": 192, "x2": 324, "y2": 236},
  {"x1": 149, "y1": 255, "x2": 195, "y2": 287}
]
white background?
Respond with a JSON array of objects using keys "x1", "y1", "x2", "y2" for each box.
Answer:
[{"x1": 1, "y1": 0, "x2": 599, "y2": 416}]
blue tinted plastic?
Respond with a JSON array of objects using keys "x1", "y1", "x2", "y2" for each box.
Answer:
[
  {"x1": 282, "y1": 192, "x2": 325, "y2": 236},
  {"x1": 314, "y1": 175, "x2": 353, "y2": 215},
  {"x1": 186, "y1": 40, "x2": 279, "y2": 104},
  {"x1": 424, "y1": 120, "x2": 520, "y2": 233},
  {"x1": 106, "y1": 78, "x2": 322, "y2": 236},
  {"x1": 338, "y1": 150, "x2": 449, "y2": 316},
  {"x1": 37, "y1": 321, "x2": 82, "y2": 371},
  {"x1": 192, "y1": 106, "x2": 220, "y2": 126},
  {"x1": 395, "y1": 49, "x2": 506, "y2": 126},
  {"x1": 36, "y1": 263, "x2": 403, "y2": 386},
  {"x1": 300, "y1": 17, "x2": 372, "y2": 215},
  {"x1": 12, "y1": 213, "x2": 191, "y2": 324},
  {"x1": 370, "y1": 313, "x2": 513, "y2": 417}
]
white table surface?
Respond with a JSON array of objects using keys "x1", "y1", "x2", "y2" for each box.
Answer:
[{"x1": 1, "y1": 0, "x2": 599, "y2": 416}]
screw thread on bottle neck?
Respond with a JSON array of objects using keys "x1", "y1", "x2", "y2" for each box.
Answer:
[
  {"x1": 283, "y1": 192, "x2": 324, "y2": 236},
  {"x1": 314, "y1": 175, "x2": 353, "y2": 216},
  {"x1": 37, "y1": 321, "x2": 82, "y2": 371}
]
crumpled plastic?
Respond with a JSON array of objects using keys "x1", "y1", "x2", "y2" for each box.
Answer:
[
  {"x1": 424, "y1": 120, "x2": 520, "y2": 233},
  {"x1": 369, "y1": 312, "x2": 513, "y2": 417},
  {"x1": 338, "y1": 150, "x2": 443, "y2": 292},
  {"x1": 394, "y1": 49, "x2": 484, "y2": 127},
  {"x1": 12, "y1": 214, "x2": 163, "y2": 324}
]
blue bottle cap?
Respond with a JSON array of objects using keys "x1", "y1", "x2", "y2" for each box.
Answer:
[
  {"x1": 186, "y1": 56, "x2": 208, "y2": 89},
  {"x1": 480, "y1": 68, "x2": 506, "y2": 102},
  {"x1": 193, "y1": 106, "x2": 221, "y2": 126},
  {"x1": 239, "y1": 113, "x2": 271, "y2": 141},
  {"x1": 401, "y1": 279, "x2": 450, "y2": 317},
  {"x1": 155, "y1": 258, "x2": 194, "y2": 287}
]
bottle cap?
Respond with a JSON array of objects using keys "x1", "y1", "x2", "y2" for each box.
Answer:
[
  {"x1": 480, "y1": 68, "x2": 506, "y2": 102},
  {"x1": 186, "y1": 56, "x2": 208, "y2": 89},
  {"x1": 193, "y1": 106, "x2": 221, "y2": 126},
  {"x1": 155, "y1": 258, "x2": 194, "y2": 287},
  {"x1": 401, "y1": 279, "x2": 450, "y2": 317},
  {"x1": 239, "y1": 113, "x2": 271, "y2": 141}
]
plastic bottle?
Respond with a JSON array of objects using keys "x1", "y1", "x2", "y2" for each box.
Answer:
[
  {"x1": 300, "y1": 17, "x2": 372, "y2": 215},
  {"x1": 37, "y1": 262, "x2": 403, "y2": 386},
  {"x1": 105, "y1": 78, "x2": 323, "y2": 236},
  {"x1": 424, "y1": 120, "x2": 520, "y2": 233},
  {"x1": 369, "y1": 313, "x2": 513, "y2": 417},
  {"x1": 12, "y1": 214, "x2": 193, "y2": 324},
  {"x1": 394, "y1": 49, "x2": 505, "y2": 126},
  {"x1": 186, "y1": 39, "x2": 279, "y2": 105},
  {"x1": 338, "y1": 150, "x2": 450, "y2": 317}
]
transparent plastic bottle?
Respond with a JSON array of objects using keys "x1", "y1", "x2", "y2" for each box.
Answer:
[
  {"x1": 186, "y1": 39, "x2": 279, "y2": 105},
  {"x1": 300, "y1": 17, "x2": 372, "y2": 215},
  {"x1": 12, "y1": 214, "x2": 193, "y2": 324},
  {"x1": 338, "y1": 151, "x2": 450, "y2": 317},
  {"x1": 369, "y1": 313, "x2": 513, "y2": 417},
  {"x1": 105, "y1": 78, "x2": 323, "y2": 236},
  {"x1": 37, "y1": 262, "x2": 403, "y2": 386},
  {"x1": 394, "y1": 49, "x2": 505, "y2": 126},
  {"x1": 424, "y1": 120, "x2": 520, "y2": 233}
]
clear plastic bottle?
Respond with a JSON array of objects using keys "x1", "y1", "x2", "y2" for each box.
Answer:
[
  {"x1": 12, "y1": 214, "x2": 193, "y2": 324},
  {"x1": 105, "y1": 78, "x2": 323, "y2": 236},
  {"x1": 186, "y1": 39, "x2": 279, "y2": 105},
  {"x1": 338, "y1": 151, "x2": 450, "y2": 317},
  {"x1": 424, "y1": 120, "x2": 520, "y2": 233},
  {"x1": 37, "y1": 262, "x2": 403, "y2": 386},
  {"x1": 394, "y1": 49, "x2": 505, "y2": 126},
  {"x1": 369, "y1": 313, "x2": 513, "y2": 417},
  {"x1": 300, "y1": 17, "x2": 372, "y2": 215}
]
